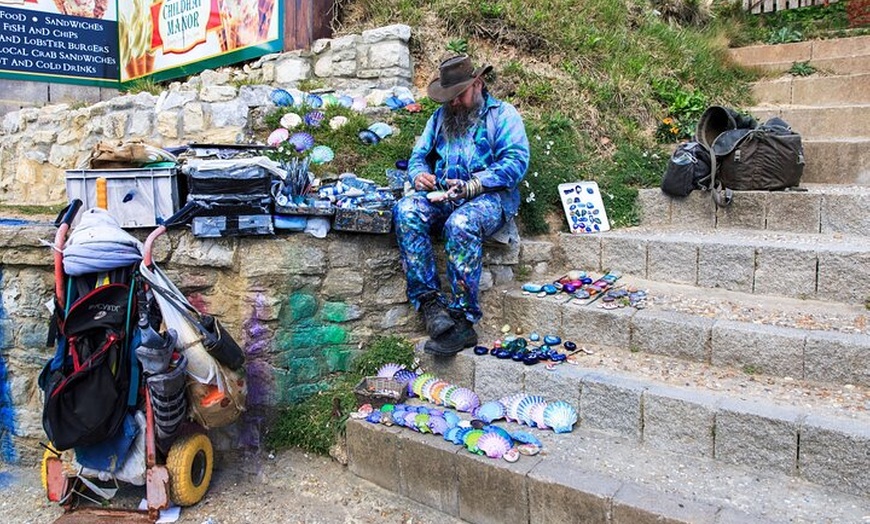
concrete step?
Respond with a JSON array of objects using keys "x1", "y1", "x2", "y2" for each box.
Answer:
[
  {"x1": 558, "y1": 228, "x2": 870, "y2": 304},
  {"x1": 492, "y1": 284, "x2": 870, "y2": 387},
  {"x1": 802, "y1": 138, "x2": 870, "y2": 185},
  {"x1": 348, "y1": 374, "x2": 870, "y2": 523},
  {"x1": 751, "y1": 72, "x2": 870, "y2": 106},
  {"x1": 749, "y1": 103, "x2": 870, "y2": 139},
  {"x1": 729, "y1": 35, "x2": 870, "y2": 75},
  {"x1": 637, "y1": 184, "x2": 870, "y2": 236}
]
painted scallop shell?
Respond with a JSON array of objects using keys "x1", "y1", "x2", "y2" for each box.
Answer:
[
  {"x1": 424, "y1": 380, "x2": 448, "y2": 403},
  {"x1": 358, "y1": 129, "x2": 380, "y2": 145},
  {"x1": 443, "y1": 411, "x2": 461, "y2": 429},
  {"x1": 267, "y1": 128, "x2": 289, "y2": 147},
  {"x1": 279, "y1": 112, "x2": 302, "y2": 129},
  {"x1": 529, "y1": 402, "x2": 549, "y2": 430},
  {"x1": 410, "y1": 373, "x2": 434, "y2": 397},
  {"x1": 328, "y1": 115, "x2": 349, "y2": 130},
  {"x1": 444, "y1": 426, "x2": 461, "y2": 443},
  {"x1": 392, "y1": 370, "x2": 417, "y2": 389},
  {"x1": 306, "y1": 93, "x2": 323, "y2": 108},
  {"x1": 427, "y1": 416, "x2": 448, "y2": 436},
  {"x1": 473, "y1": 401, "x2": 506, "y2": 424},
  {"x1": 320, "y1": 93, "x2": 339, "y2": 107},
  {"x1": 288, "y1": 132, "x2": 315, "y2": 153},
  {"x1": 440, "y1": 385, "x2": 459, "y2": 406},
  {"x1": 338, "y1": 95, "x2": 354, "y2": 108},
  {"x1": 270, "y1": 88, "x2": 294, "y2": 107},
  {"x1": 463, "y1": 429, "x2": 485, "y2": 454},
  {"x1": 414, "y1": 413, "x2": 431, "y2": 433},
  {"x1": 376, "y1": 363, "x2": 405, "y2": 379},
  {"x1": 391, "y1": 409, "x2": 407, "y2": 426},
  {"x1": 428, "y1": 382, "x2": 449, "y2": 405},
  {"x1": 483, "y1": 425, "x2": 513, "y2": 444},
  {"x1": 477, "y1": 432, "x2": 512, "y2": 459},
  {"x1": 517, "y1": 396, "x2": 545, "y2": 426},
  {"x1": 351, "y1": 96, "x2": 367, "y2": 111},
  {"x1": 506, "y1": 395, "x2": 527, "y2": 423},
  {"x1": 404, "y1": 411, "x2": 421, "y2": 430},
  {"x1": 499, "y1": 394, "x2": 525, "y2": 422},
  {"x1": 452, "y1": 427, "x2": 472, "y2": 445},
  {"x1": 543, "y1": 401, "x2": 578, "y2": 434},
  {"x1": 420, "y1": 377, "x2": 440, "y2": 401},
  {"x1": 368, "y1": 122, "x2": 393, "y2": 140},
  {"x1": 304, "y1": 110, "x2": 325, "y2": 127},
  {"x1": 309, "y1": 145, "x2": 334, "y2": 165},
  {"x1": 450, "y1": 388, "x2": 480, "y2": 413},
  {"x1": 365, "y1": 411, "x2": 381, "y2": 423}
]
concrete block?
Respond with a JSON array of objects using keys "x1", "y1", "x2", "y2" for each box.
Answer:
[
  {"x1": 765, "y1": 192, "x2": 821, "y2": 234},
  {"x1": 811, "y1": 35, "x2": 870, "y2": 61},
  {"x1": 612, "y1": 482, "x2": 721, "y2": 524},
  {"x1": 562, "y1": 302, "x2": 634, "y2": 349},
  {"x1": 528, "y1": 462, "x2": 621, "y2": 524},
  {"x1": 697, "y1": 242, "x2": 755, "y2": 293},
  {"x1": 579, "y1": 372, "x2": 646, "y2": 440},
  {"x1": 798, "y1": 415, "x2": 870, "y2": 498},
  {"x1": 636, "y1": 189, "x2": 672, "y2": 227},
  {"x1": 727, "y1": 41, "x2": 812, "y2": 69},
  {"x1": 643, "y1": 386, "x2": 718, "y2": 457},
  {"x1": 601, "y1": 236, "x2": 647, "y2": 277},
  {"x1": 753, "y1": 246, "x2": 817, "y2": 299},
  {"x1": 559, "y1": 232, "x2": 602, "y2": 272},
  {"x1": 791, "y1": 73, "x2": 870, "y2": 105},
  {"x1": 474, "y1": 355, "x2": 526, "y2": 401},
  {"x1": 770, "y1": 105, "x2": 870, "y2": 140},
  {"x1": 714, "y1": 507, "x2": 778, "y2": 524},
  {"x1": 714, "y1": 399, "x2": 802, "y2": 475},
  {"x1": 804, "y1": 331, "x2": 870, "y2": 387},
  {"x1": 519, "y1": 240, "x2": 554, "y2": 264},
  {"x1": 817, "y1": 249, "x2": 870, "y2": 305},
  {"x1": 502, "y1": 292, "x2": 561, "y2": 338},
  {"x1": 821, "y1": 192, "x2": 870, "y2": 238},
  {"x1": 346, "y1": 420, "x2": 402, "y2": 491},
  {"x1": 647, "y1": 241, "x2": 697, "y2": 285},
  {"x1": 711, "y1": 320, "x2": 804, "y2": 378},
  {"x1": 751, "y1": 77, "x2": 792, "y2": 105},
  {"x1": 457, "y1": 451, "x2": 540, "y2": 524},
  {"x1": 631, "y1": 310, "x2": 712, "y2": 362},
  {"x1": 523, "y1": 365, "x2": 583, "y2": 408},
  {"x1": 395, "y1": 430, "x2": 461, "y2": 515},
  {"x1": 670, "y1": 190, "x2": 716, "y2": 228},
  {"x1": 416, "y1": 350, "x2": 476, "y2": 390},
  {"x1": 716, "y1": 191, "x2": 767, "y2": 230},
  {"x1": 802, "y1": 139, "x2": 870, "y2": 186}
]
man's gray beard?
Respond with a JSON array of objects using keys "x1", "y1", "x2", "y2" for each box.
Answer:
[{"x1": 442, "y1": 91, "x2": 484, "y2": 140}]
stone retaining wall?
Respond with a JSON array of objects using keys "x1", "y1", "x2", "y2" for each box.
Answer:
[
  {"x1": 0, "y1": 223, "x2": 524, "y2": 463},
  {"x1": 0, "y1": 24, "x2": 413, "y2": 205}
]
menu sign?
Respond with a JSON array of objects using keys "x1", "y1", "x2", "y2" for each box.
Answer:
[{"x1": 0, "y1": 0, "x2": 119, "y2": 86}]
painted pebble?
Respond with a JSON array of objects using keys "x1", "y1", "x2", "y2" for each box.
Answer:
[
  {"x1": 522, "y1": 283, "x2": 543, "y2": 293},
  {"x1": 503, "y1": 448, "x2": 520, "y2": 463},
  {"x1": 544, "y1": 335, "x2": 562, "y2": 346}
]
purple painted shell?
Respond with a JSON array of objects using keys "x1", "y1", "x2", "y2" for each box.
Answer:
[
  {"x1": 427, "y1": 416, "x2": 449, "y2": 435},
  {"x1": 404, "y1": 412, "x2": 420, "y2": 430},
  {"x1": 543, "y1": 401, "x2": 578, "y2": 434},
  {"x1": 529, "y1": 402, "x2": 549, "y2": 430},
  {"x1": 304, "y1": 110, "x2": 325, "y2": 127},
  {"x1": 477, "y1": 432, "x2": 512, "y2": 459},
  {"x1": 517, "y1": 395, "x2": 545, "y2": 426},
  {"x1": 473, "y1": 401, "x2": 506, "y2": 424},
  {"x1": 270, "y1": 88, "x2": 294, "y2": 107},
  {"x1": 376, "y1": 363, "x2": 405, "y2": 379},
  {"x1": 288, "y1": 132, "x2": 315, "y2": 153},
  {"x1": 351, "y1": 96, "x2": 367, "y2": 111},
  {"x1": 267, "y1": 128, "x2": 289, "y2": 147},
  {"x1": 449, "y1": 387, "x2": 481, "y2": 413},
  {"x1": 483, "y1": 425, "x2": 513, "y2": 444}
]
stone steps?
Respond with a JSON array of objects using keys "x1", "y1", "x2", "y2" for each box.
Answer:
[
  {"x1": 558, "y1": 228, "x2": 870, "y2": 304},
  {"x1": 495, "y1": 285, "x2": 870, "y2": 387},
  {"x1": 728, "y1": 35, "x2": 870, "y2": 75},
  {"x1": 751, "y1": 72, "x2": 870, "y2": 106},
  {"x1": 802, "y1": 138, "x2": 870, "y2": 185},
  {"x1": 637, "y1": 184, "x2": 870, "y2": 236},
  {"x1": 749, "y1": 104, "x2": 870, "y2": 139}
]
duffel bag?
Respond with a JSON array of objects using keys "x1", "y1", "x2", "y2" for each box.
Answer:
[{"x1": 714, "y1": 118, "x2": 805, "y2": 191}]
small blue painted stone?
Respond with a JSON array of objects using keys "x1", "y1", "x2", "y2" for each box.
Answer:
[
  {"x1": 563, "y1": 341, "x2": 577, "y2": 351},
  {"x1": 490, "y1": 347, "x2": 499, "y2": 356},
  {"x1": 581, "y1": 277, "x2": 593, "y2": 285},
  {"x1": 522, "y1": 283, "x2": 543, "y2": 293},
  {"x1": 474, "y1": 345, "x2": 489, "y2": 356},
  {"x1": 511, "y1": 351, "x2": 526, "y2": 362},
  {"x1": 573, "y1": 290, "x2": 591, "y2": 299},
  {"x1": 544, "y1": 335, "x2": 562, "y2": 346},
  {"x1": 529, "y1": 332, "x2": 540, "y2": 342},
  {"x1": 542, "y1": 284, "x2": 558, "y2": 295},
  {"x1": 562, "y1": 283, "x2": 577, "y2": 293},
  {"x1": 515, "y1": 338, "x2": 527, "y2": 349},
  {"x1": 496, "y1": 350, "x2": 512, "y2": 359},
  {"x1": 550, "y1": 353, "x2": 568, "y2": 362},
  {"x1": 522, "y1": 354, "x2": 539, "y2": 365}
]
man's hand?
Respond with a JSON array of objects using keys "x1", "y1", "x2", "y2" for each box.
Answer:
[
  {"x1": 445, "y1": 179, "x2": 467, "y2": 201},
  {"x1": 414, "y1": 173, "x2": 437, "y2": 191}
]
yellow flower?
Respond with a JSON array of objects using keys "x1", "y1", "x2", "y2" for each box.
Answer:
[
  {"x1": 670, "y1": 126, "x2": 679, "y2": 134},
  {"x1": 662, "y1": 117, "x2": 674, "y2": 125}
]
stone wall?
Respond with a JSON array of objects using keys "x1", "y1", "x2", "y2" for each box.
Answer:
[
  {"x1": 0, "y1": 222, "x2": 525, "y2": 463},
  {"x1": 0, "y1": 24, "x2": 413, "y2": 205}
]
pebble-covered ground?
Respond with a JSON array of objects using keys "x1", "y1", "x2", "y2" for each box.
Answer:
[{"x1": 0, "y1": 448, "x2": 462, "y2": 524}]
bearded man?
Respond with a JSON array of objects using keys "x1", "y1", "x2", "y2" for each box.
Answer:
[{"x1": 393, "y1": 55, "x2": 530, "y2": 356}]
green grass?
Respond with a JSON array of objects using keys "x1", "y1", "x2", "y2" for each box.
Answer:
[
  {"x1": 0, "y1": 204, "x2": 65, "y2": 217},
  {"x1": 715, "y1": 0, "x2": 862, "y2": 47},
  {"x1": 265, "y1": 335, "x2": 415, "y2": 454},
  {"x1": 788, "y1": 61, "x2": 817, "y2": 76}
]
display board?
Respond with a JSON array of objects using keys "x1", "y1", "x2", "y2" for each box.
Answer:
[
  {"x1": 558, "y1": 181, "x2": 611, "y2": 234},
  {"x1": 0, "y1": 0, "x2": 283, "y2": 87},
  {"x1": 0, "y1": 0, "x2": 120, "y2": 87}
]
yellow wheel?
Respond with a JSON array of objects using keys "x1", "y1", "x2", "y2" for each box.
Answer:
[
  {"x1": 166, "y1": 433, "x2": 213, "y2": 507},
  {"x1": 40, "y1": 447, "x2": 55, "y2": 491}
]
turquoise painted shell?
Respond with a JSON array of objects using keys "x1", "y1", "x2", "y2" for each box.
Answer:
[
  {"x1": 309, "y1": 145, "x2": 334, "y2": 165},
  {"x1": 270, "y1": 88, "x2": 294, "y2": 107},
  {"x1": 473, "y1": 401, "x2": 506, "y2": 424},
  {"x1": 543, "y1": 401, "x2": 578, "y2": 434}
]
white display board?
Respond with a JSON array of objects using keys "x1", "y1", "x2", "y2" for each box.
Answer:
[{"x1": 558, "y1": 181, "x2": 610, "y2": 234}]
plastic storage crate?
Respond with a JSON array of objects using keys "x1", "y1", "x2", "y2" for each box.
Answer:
[
  {"x1": 65, "y1": 167, "x2": 180, "y2": 228},
  {"x1": 353, "y1": 376, "x2": 408, "y2": 408}
]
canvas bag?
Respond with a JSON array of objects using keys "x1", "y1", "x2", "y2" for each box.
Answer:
[
  {"x1": 660, "y1": 141, "x2": 712, "y2": 197},
  {"x1": 713, "y1": 118, "x2": 805, "y2": 191}
]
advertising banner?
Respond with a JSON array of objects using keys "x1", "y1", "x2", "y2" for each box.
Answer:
[
  {"x1": 120, "y1": 0, "x2": 283, "y2": 84},
  {"x1": 0, "y1": 0, "x2": 119, "y2": 87}
]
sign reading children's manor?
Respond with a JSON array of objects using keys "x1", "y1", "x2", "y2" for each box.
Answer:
[{"x1": 0, "y1": 0, "x2": 283, "y2": 87}]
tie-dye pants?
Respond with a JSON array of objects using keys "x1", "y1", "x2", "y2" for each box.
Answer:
[{"x1": 393, "y1": 192, "x2": 505, "y2": 323}]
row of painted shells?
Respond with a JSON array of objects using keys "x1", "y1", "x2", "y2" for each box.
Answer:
[
  {"x1": 376, "y1": 364, "x2": 481, "y2": 413},
  {"x1": 474, "y1": 395, "x2": 579, "y2": 434}
]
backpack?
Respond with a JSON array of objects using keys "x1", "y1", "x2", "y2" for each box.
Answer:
[
  {"x1": 714, "y1": 118, "x2": 805, "y2": 191},
  {"x1": 660, "y1": 141, "x2": 711, "y2": 197},
  {"x1": 40, "y1": 278, "x2": 136, "y2": 451}
]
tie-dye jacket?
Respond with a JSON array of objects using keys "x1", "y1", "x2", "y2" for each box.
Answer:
[{"x1": 407, "y1": 93, "x2": 530, "y2": 218}]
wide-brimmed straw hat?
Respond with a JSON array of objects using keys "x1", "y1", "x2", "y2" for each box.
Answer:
[{"x1": 427, "y1": 55, "x2": 492, "y2": 103}]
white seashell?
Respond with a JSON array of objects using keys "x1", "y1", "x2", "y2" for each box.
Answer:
[
  {"x1": 543, "y1": 401, "x2": 578, "y2": 434},
  {"x1": 328, "y1": 115, "x2": 349, "y2": 130},
  {"x1": 280, "y1": 112, "x2": 302, "y2": 129}
]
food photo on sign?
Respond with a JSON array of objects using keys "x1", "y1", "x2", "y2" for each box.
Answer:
[{"x1": 0, "y1": 0, "x2": 117, "y2": 19}]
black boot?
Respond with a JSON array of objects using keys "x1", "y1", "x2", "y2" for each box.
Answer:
[
  {"x1": 419, "y1": 291, "x2": 454, "y2": 338},
  {"x1": 424, "y1": 316, "x2": 478, "y2": 357}
]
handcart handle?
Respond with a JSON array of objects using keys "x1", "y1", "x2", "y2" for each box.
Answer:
[
  {"x1": 53, "y1": 199, "x2": 82, "y2": 228},
  {"x1": 144, "y1": 201, "x2": 204, "y2": 267}
]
